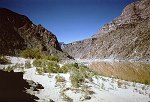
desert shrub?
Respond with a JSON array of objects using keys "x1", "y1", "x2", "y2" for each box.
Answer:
[
  {"x1": 33, "y1": 59, "x2": 49, "y2": 74},
  {"x1": 42, "y1": 55, "x2": 61, "y2": 62},
  {"x1": 3, "y1": 66, "x2": 13, "y2": 72},
  {"x1": 80, "y1": 85, "x2": 92, "y2": 101},
  {"x1": 144, "y1": 80, "x2": 149, "y2": 85},
  {"x1": 69, "y1": 63, "x2": 94, "y2": 88},
  {"x1": 73, "y1": 63, "x2": 79, "y2": 68},
  {"x1": 45, "y1": 61, "x2": 61, "y2": 73},
  {"x1": 33, "y1": 59, "x2": 62, "y2": 73},
  {"x1": 62, "y1": 94, "x2": 73, "y2": 102},
  {"x1": 79, "y1": 66, "x2": 93, "y2": 81},
  {"x1": 14, "y1": 63, "x2": 24, "y2": 68},
  {"x1": 25, "y1": 60, "x2": 32, "y2": 68},
  {"x1": 0, "y1": 56, "x2": 10, "y2": 64},
  {"x1": 60, "y1": 88, "x2": 73, "y2": 102},
  {"x1": 70, "y1": 68, "x2": 84, "y2": 88},
  {"x1": 61, "y1": 64, "x2": 74, "y2": 73},
  {"x1": 117, "y1": 81, "x2": 123, "y2": 88},
  {"x1": 20, "y1": 48, "x2": 42, "y2": 59},
  {"x1": 36, "y1": 67, "x2": 44, "y2": 75},
  {"x1": 55, "y1": 75, "x2": 66, "y2": 83},
  {"x1": 81, "y1": 85, "x2": 95, "y2": 95},
  {"x1": 20, "y1": 48, "x2": 61, "y2": 62},
  {"x1": 33, "y1": 59, "x2": 46, "y2": 68}
]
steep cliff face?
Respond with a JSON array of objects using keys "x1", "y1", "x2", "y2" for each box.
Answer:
[
  {"x1": 63, "y1": 0, "x2": 150, "y2": 60},
  {"x1": 93, "y1": 0, "x2": 150, "y2": 38},
  {"x1": 0, "y1": 8, "x2": 70, "y2": 59}
]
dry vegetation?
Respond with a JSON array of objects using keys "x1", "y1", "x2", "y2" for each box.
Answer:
[
  {"x1": 0, "y1": 56, "x2": 10, "y2": 64},
  {"x1": 89, "y1": 61, "x2": 150, "y2": 84}
]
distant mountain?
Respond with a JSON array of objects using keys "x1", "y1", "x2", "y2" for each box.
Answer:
[
  {"x1": 0, "y1": 8, "x2": 70, "y2": 59},
  {"x1": 63, "y1": 0, "x2": 150, "y2": 60}
]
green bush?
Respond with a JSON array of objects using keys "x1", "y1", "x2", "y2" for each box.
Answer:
[
  {"x1": 42, "y1": 55, "x2": 61, "y2": 62},
  {"x1": 25, "y1": 60, "x2": 32, "y2": 68},
  {"x1": 36, "y1": 67, "x2": 44, "y2": 75},
  {"x1": 67, "y1": 63, "x2": 94, "y2": 88},
  {"x1": 20, "y1": 48, "x2": 42, "y2": 59},
  {"x1": 46, "y1": 61, "x2": 61, "y2": 73},
  {"x1": 61, "y1": 64, "x2": 74, "y2": 73},
  {"x1": 33, "y1": 59, "x2": 46, "y2": 68},
  {"x1": 0, "y1": 56, "x2": 10, "y2": 64},
  {"x1": 70, "y1": 68, "x2": 84, "y2": 88},
  {"x1": 71, "y1": 62, "x2": 78, "y2": 68},
  {"x1": 20, "y1": 48, "x2": 61, "y2": 62},
  {"x1": 33, "y1": 59, "x2": 62, "y2": 74},
  {"x1": 144, "y1": 80, "x2": 149, "y2": 85}
]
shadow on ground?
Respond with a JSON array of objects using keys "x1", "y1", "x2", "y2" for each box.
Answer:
[{"x1": 0, "y1": 70, "x2": 39, "y2": 102}]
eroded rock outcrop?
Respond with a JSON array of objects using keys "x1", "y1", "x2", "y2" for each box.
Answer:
[
  {"x1": 93, "y1": 0, "x2": 150, "y2": 38},
  {"x1": 0, "y1": 8, "x2": 70, "y2": 59},
  {"x1": 63, "y1": 0, "x2": 150, "y2": 60}
]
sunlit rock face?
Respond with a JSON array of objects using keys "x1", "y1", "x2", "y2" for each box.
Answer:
[
  {"x1": 93, "y1": 0, "x2": 150, "y2": 38},
  {"x1": 63, "y1": 0, "x2": 150, "y2": 60},
  {"x1": 0, "y1": 8, "x2": 70, "y2": 59}
]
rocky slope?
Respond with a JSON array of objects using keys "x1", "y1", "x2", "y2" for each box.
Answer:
[
  {"x1": 63, "y1": 0, "x2": 150, "y2": 60},
  {"x1": 0, "y1": 8, "x2": 70, "y2": 59}
]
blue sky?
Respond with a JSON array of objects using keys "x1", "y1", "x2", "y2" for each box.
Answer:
[{"x1": 0, "y1": 0, "x2": 136, "y2": 43}]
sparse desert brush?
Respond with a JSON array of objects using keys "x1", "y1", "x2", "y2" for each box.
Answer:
[
  {"x1": 81, "y1": 85, "x2": 95, "y2": 95},
  {"x1": 42, "y1": 55, "x2": 61, "y2": 62},
  {"x1": 36, "y1": 67, "x2": 44, "y2": 75},
  {"x1": 69, "y1": 63, "x2": 94, "y2": 88},
  {"x1": 33, "y1": 59, "x2": 62, "y2": 73},
  {"x1": 79, "y1": 66, "x2": 93, "y2": 82},
  {"x1": 20, "y1": 48, "x2": 42, "y2": 59},
  {"x1": 144, "y1": 80, "x2": 149, "y2": 85},
  {"x1": 141, "y1": 85, "x2": 145, "y2": 90},
  {"x1": 60, "y1": 88, "x2": 73, "y2": 102},
  {"x1": 55, "y1": 75, "x2": 66, "y2": 83},
  {"x1": 3, "y1": 66, "x2": 13, "y2": 72},
  {"x1": 25, "y1": 60, "x2": 32, "y2": 68},
  {"x1": 101, "y1": 83, "x2": 105, "y2": 90},
  {"x1": 70, "y1": 68, "x2": 84, "y2": 88},
  {"x1": 20, "y1": 48, "x2": 62, "y2": 63},
  {"x1": 80, "y1": 85, "x2": 93, "y2": 101},
  {"x1": 33, "y1": 60, "x2": 94, "y2": 84},
  {"x1": 61, "y1": 64, "x2": 72, "y2": 73},
  {"x1": 33, "y1": 59, "x2": 45, "y2": 68},
  {"x1": 14, "y1": 63, "x2": 24, "y2": 68},
  {"x1": 46, "y1": 61, "x2": 60, "y2": 72},
  {"x1": 117, "y1": 81, "x2": 123, "y2": 88},
  {"x1": 0, "y1": 56, "x2": 10, "y2": 64}
]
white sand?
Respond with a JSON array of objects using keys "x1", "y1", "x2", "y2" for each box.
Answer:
[{"x1": 1, "y1": 56, "x2": 150, "y2": 102}]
